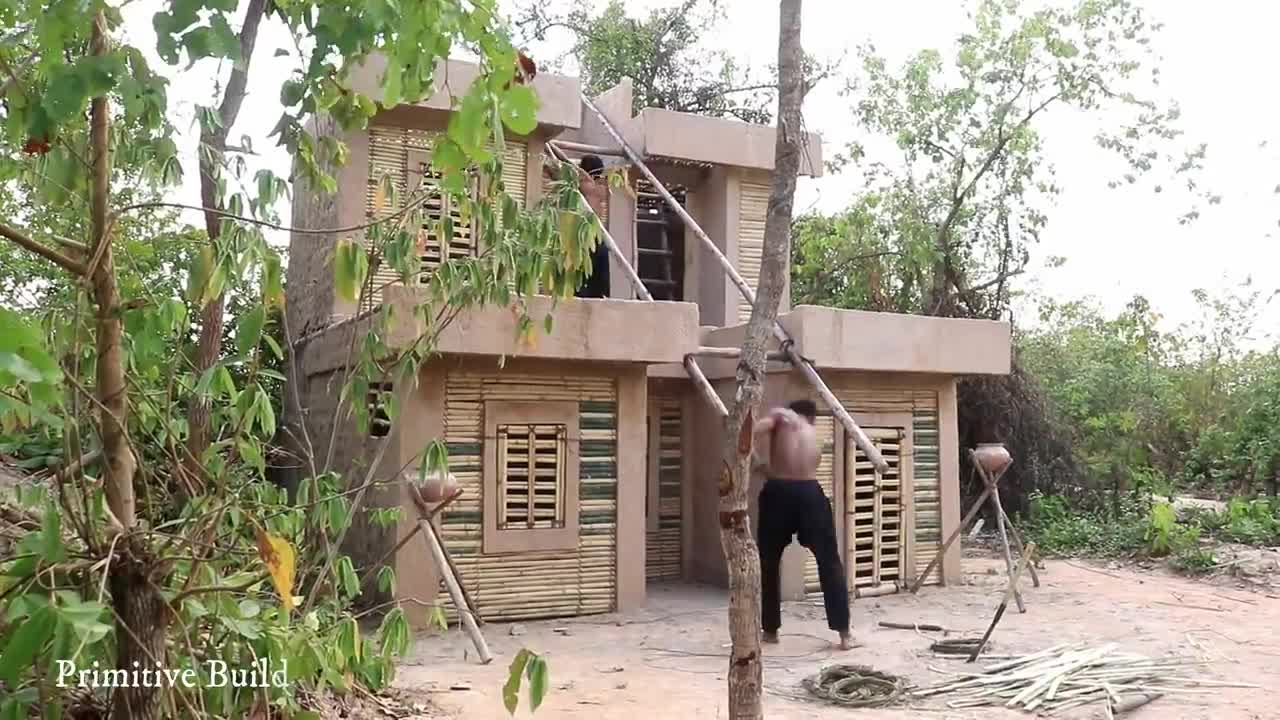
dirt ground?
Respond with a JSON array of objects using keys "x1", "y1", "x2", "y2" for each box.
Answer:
[{"x1": 396, "y1": 553, "x2": 1279, "y2": 719}]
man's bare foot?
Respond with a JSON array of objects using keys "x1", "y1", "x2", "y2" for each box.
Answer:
[
  {"x1": 838, "y1": 632, "x2": 854, "y2": 650},
  {"x1": 762, "y1": 631, "x2": 780, "y2": 644}
]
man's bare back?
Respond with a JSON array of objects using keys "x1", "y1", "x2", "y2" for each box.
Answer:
[{"x1": 754, "y1": 407, "x2": 820, "y2": 480}]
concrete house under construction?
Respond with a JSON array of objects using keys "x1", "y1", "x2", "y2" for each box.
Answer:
[{"x1": 285, "y1": 58, "x2": 1012, "y2": 627}]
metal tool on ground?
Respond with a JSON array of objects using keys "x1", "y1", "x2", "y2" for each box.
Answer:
[
  {"x1": 550, "y1": 94, "x2": 890, "y2": 474},
  {"x1": 911, "y1": 443, "x2": 1038, "y2": 599},
  {"x1": 967, "y1": 541, "x2": 1035, "y2": 662}
]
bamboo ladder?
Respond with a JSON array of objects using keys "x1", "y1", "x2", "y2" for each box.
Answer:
[{"x1": 547, "y1": 94, "x2": 890, "y2": 473}]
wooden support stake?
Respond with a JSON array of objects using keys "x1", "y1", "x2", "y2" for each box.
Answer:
[
  {"x1": 999, "y1": 505, "x2": 1041, "y2": 589},
  {"x1": 418, "y1": 516, "x2": 492, "y2": 664},
  {"x1": 966, "y1": 542, "x2": 1035, "y2": 663}
]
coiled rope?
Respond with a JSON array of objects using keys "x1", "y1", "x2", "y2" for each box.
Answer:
[{"x1": 801, "y1": 664, "x2": 907, "y2": 708}]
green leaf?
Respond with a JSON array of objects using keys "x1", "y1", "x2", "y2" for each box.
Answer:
[
  {"x1": 526, "y1": 655, "x2": 549, "y2": 711},
  {"x1": 500, "y1": 84, "x2": 539, "y2": 136},
  {"x1": 237, "y1": 305, "x2": 267, "y2": 357},
  {"x1": 0, "y1": 605, "x2": 54, "y2": 686},
  {"x1": 0, "y1": 354, "x2": 42, "y2": 383},
  {"x1": 39, "y1": 501, "x2": 65, "y2": 563},
  {"x1": 238, "y1": 438, "x2": 265, "y2": 477},
  {"x1": 337, "y1": 556, "x2": 360, "y2": 598},
  {"x1": 382, "y1": 67, "x2": 403, "y2": 109},
  {"x1": 503, "y1": 649, "x2": 532, "y2": 715},
  {"x1": 257, "y1": 386, "x2": 277, "y2": 437},
  {"x1": 334, "y1": 239, "x2": 369, "y2": 303}
]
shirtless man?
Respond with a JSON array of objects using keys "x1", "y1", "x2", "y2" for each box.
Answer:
[
  {"x1": 753, "y1": 399, "x2": 852, "y2": 649},
  {"x1": 543, "y1": 154, "x2": 611, "y2": 298}
]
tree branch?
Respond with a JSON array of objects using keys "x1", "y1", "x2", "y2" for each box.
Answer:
[{"x1": 0, "y1": 220, "x2": 88, "y2": 275}]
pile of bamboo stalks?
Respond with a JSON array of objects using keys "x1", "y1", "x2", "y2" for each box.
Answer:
[{"x1": 913, "y1": 642, "x2": 1257, "y2": 716}]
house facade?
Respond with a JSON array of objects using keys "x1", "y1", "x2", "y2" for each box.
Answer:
[{"x1": 285, "y1": 58, "x2": 1011, "y2": 627}]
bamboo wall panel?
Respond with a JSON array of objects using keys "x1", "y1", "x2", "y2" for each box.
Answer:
[
  {"x1": 646, "y1": 395, "x2": 682, "y2": 582},
  {"x1": 433, "y1": 371, "x2": 617, "y2": 622},
  {"x1": 831, "y1": 387, "x2": 943, "y2": 587},
  {"x1": 845, "y1": 429, "x2": 905, "y2": 588},
  {"x1": 802, "y1": 414, "x2": 836, "y2": 594},
  {"x1": 736, "y1": 181, "x2": 769, "y2": 323},
  {"x1": 364, "y1": 125, "x2": 528, "y2": 306}
]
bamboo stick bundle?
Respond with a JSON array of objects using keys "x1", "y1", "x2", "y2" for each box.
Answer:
[{"x1": 912, "y1": 643, "x2": 1259, "y2": 716}]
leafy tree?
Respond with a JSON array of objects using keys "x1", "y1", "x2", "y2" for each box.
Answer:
[
  {"x1": 0, "y1": 1, "x2": 596, "y2": 717},
  {"x1": 515, "y1": 0, "x2": 775, "y2": 123},
  {"x1": 795, "y1": 0, "x2": 1210, "y2": 319}
]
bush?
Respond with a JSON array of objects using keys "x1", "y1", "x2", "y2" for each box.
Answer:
[{"x1": 1025, "y1": 492, "x2": 1146, "y2": 557}]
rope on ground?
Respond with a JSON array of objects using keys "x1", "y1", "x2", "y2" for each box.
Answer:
[{"x1": 801, "y1": 664, "x2": 907, "y2": 708}]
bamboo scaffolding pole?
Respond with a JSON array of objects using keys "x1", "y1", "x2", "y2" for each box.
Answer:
[
  {"x1": 543, "y1": 140, "x2": 728, "y2": 419},
  {"x1": 576, "y1": 92, "x2": 888, "y2": 473},
  {"x1": 550, "y1": 139, "x2": 627, "y2": 156},
  {"x1": 691, "y1": 346, "x2": 791, "y2": 361}
]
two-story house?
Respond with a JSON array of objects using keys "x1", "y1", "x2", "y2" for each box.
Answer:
[{"x1": 285, "y1": 57, "x2": 1012, "y2": 627}]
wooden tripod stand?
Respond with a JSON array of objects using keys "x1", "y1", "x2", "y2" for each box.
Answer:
[{"x1": 910, "y1": 447, "x2": 1039, "y2": 610}]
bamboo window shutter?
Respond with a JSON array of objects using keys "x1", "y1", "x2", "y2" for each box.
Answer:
[
  {"x1": 363, "y1": 126, "x2": 528, "y2": 306},
  {"x1": 496, "y1": 424, "x2": 568, "y2": 530},
  {"x1": 846, "y1": 428, "x2": 906, "y2": 589}
]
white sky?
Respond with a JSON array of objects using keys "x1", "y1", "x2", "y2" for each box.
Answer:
[{"x1": 117, "y1": 0, "x2": 1280, "y2": 339}]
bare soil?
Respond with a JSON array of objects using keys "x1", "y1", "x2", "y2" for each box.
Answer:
[{"x1": 395, "y1": 553, "x2": 1279, "y2": 719}]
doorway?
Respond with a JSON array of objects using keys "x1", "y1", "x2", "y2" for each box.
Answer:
[{"x1": 844, "y1": 422, "x2": 914, "y2": 593}]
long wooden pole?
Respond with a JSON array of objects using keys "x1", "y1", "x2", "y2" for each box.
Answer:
[
  {"x1": 966, "y1": 541, "x2": 1035, "y2": 662},
  {"x1": 544, "y1": 141, "x2": 728, "y2": 418},
  {"x1": 418, "y1": 517, "x2": 492, "y2": 664},
  {"x1": 577, "y1": 93, "x2": 888, "y2": 473}
]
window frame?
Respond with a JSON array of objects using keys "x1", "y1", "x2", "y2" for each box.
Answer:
[{"x1": 483, "y1": 400, "x2": 580, "y2": 553}]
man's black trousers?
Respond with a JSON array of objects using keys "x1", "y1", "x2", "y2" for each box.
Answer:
[{"x1": 757, "y1": 478, "x2": 850, "y2": 634}]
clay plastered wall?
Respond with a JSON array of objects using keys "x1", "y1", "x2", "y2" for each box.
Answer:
[
  {"x1": 302, "y1": 369, "x2": 403, "y2": 597},
  {"x1": 432, "y1": 369, "x2": 620, "y2": 622}
]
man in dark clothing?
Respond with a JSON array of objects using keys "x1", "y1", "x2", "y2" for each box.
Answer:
[
  {"x1": 543, "y1": 153, "x2": 611, "y2": 298},
  {"x1": 753, "y1": 399, "x2": 852, "y2": 649},
  {"x1": 573, "y1": 154, "x2": 611, "y2": 298}
]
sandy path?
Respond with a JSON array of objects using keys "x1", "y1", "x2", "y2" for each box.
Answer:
[{"x1": 395, "y1": 556, "x2": 1279, "y2": 719}]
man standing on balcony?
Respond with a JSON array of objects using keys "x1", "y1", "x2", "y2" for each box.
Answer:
[
  {"x1": 753, "y1": 399, "x2": 853, "y2": 650},
  {"x1": 543, "y1": 153, "x2": 611, "y2": 298}
]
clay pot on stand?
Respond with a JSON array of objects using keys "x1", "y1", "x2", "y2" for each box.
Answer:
[{"x1": 974, "y1": 442, "x2": 1012, "y2": 478}]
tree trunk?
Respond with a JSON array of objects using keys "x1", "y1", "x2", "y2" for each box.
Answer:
[
  {"x1": 88, "y1": 12, "x2": 164, "y2": 720},
  {"x1": 183, "y1": 0, "x2": 269, "y2": 494},
  {"x1": 88, "y1": 13, "x2": 135, "y2": 530},
  {"x1": 109, "y1": 537, "x2": 170, "y2": 720},
  {"x1": 719, "y1": 1, "x2": 805, "y2": 717}
]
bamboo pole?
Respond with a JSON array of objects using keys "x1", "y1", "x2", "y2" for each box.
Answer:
[
  {"x1": 543, "y1": 141, "x2": 727, "y2": 419},
  {"x1": 549, "y1": 139, "x2": 627, "y2": 157},
  {"x1": 578, "y1": 92, "x2": 889, "y2": 474},
  {"x1": 418, "y1": 517, "x2": 492, "y2": 664},
  {"x1": 967, "y1": 542, "x2": 1035, "y2": 662},
  {"x1": 691, "y1": 346, "x2": 789, "y2": 361}
]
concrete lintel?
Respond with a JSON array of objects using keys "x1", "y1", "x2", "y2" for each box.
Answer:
[
  {"x1": 703, "y1": 307, "x2": 1012, "y2": 376},
  {"x1": 384, "y1": 287, "x2": 701, "y2": 364},
  {"x1": 634, "y1": 108, "x2": 824, "y2": 177}
]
